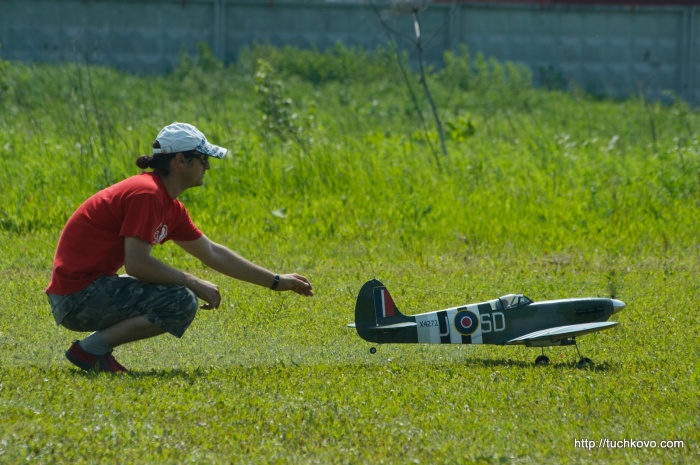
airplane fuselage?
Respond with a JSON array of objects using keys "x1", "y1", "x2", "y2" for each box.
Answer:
[
  {"x1": 353, "y1": 280, "x2": 624, "y2": 347},
  {"x1": 409, "y1": 298, "x2": 617, "y2": 346}
]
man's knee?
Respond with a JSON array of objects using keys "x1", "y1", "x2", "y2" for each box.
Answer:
[
  {"x1": 162, "y1": 286, "x2": 199, "y2": 324},
  {"x1": 145, "y1": 286, "x2": 199, "y2": 338},
  {"x1": 180, "y1": 288, "x2": 199, "y2": 321}
]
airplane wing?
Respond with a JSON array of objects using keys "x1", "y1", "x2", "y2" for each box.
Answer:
[
  {"x1": 505, "y1": 321, "x2": 619, "y2": 345},
  {"x1": 347, "y1": 322, "x2": 417, "y2": 332}
]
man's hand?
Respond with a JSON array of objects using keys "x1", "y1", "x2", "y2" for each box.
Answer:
[
  {"x1": 188, "y1": 277, "x2": 222, "y2": 309},
  {"x1": 275, "y1": 273, "x2": 314, "y2": 296}
]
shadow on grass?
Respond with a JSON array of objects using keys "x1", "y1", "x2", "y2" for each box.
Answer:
[
  {"x1": 65, "y1": 367, "x2": 210, "y2": 380},
  {"x1": 58, "y1": 357, "x2": 617, "y2": 378},
  {"x1": 462, "y1": 357, "x2": 617, "y2": 372}
]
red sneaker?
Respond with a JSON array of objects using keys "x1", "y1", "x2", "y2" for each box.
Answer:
[
  {"x1": 98, "y1": 353, "x2": 129, "y2": 373},
  {"x1": 65, "y1": 341, "x2": 129, "y2": 373}
]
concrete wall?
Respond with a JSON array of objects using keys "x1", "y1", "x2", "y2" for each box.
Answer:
[{"x1": 1, "y1": 0, "x2": 698, "y2": 103}]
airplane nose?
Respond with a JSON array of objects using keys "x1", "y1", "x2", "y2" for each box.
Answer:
[{"x1": 612, "y1": 299, "x2": 626, "y2": 313}]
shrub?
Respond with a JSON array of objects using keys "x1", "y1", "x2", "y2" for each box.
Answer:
[{"x1": 239, "y1": 42, "x2": 397, "y2": 84}]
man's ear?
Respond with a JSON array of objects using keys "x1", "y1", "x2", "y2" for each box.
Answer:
[
  {"x1": 173, "y1": 152, "x2": 188, "y2": 166},
  {"x1": 166, "y1": 152, "x2": 185, "y2": 175}
]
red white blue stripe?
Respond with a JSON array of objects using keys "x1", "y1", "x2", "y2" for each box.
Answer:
[{"x1": 374, "y1": 288, "x2": 396, "y2": 319}]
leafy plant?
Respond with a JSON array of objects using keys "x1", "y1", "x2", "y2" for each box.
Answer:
[
  {"x1": 254, "y1": 58, "x2": 307, "y2": 150},
  {"x1": 239, "y1": 42, "x2": 396, "y2": 84}
]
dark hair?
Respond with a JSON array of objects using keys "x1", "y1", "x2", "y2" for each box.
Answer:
[{"x1": 135, "y1": 141, "x2": 200, "y2": 176}]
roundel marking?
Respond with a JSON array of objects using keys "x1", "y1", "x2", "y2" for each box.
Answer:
[{"x1": 454, "y1": 309, "x2": 479, "y2": 335}]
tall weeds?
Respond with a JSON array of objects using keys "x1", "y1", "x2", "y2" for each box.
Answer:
[{"x1": 0, "y1": 45, "x2": 697, "y2": 261}]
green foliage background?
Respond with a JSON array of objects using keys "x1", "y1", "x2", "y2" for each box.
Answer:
[{"x1": 0, "y1": 44, "x2": 698, "y2": 464}]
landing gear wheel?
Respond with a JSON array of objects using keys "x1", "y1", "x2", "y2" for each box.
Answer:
[
  {"x1": 369, "y1": 347, "x2": 377, "y2": 354},
  {"x1": 576, "y1": 357, "x2": 593, "y2": 369},
  {"x1": 535, "y1": 355, "x2": 550, "y2": 366}
]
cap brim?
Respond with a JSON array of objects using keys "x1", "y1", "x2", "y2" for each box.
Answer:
[{"x1": 197, "y1": 141, "x2": 227, "y2": 159}]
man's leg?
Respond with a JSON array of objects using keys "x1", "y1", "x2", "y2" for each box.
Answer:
[
  {"x1": 80, "y1": 315, "x2": 167, "y2": 355},
  {"x1": 57, "y1": 275, "x2": 199, "y2": 372},
  {"x1": 70, "y1": 316, "x2": 166, "y2": 371},
  {"x1": 100, "y1": 315, "x2": 167, "y2": 347}
]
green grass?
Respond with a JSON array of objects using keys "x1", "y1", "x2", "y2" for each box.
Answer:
[{"x1": 0, "y1": 47, "x2": 698, "y2": 464}]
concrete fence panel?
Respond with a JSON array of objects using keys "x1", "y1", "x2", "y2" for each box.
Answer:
[{"x1": 0, "y1": 0, "x2": 697, "y2": 103}]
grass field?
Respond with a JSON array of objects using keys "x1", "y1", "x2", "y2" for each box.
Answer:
[{"x1": 0, "y1": 46, "x2": 698, "y2": 464}]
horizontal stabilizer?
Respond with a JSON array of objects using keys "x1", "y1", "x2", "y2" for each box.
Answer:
[
  {"x1": 506, "y1": 321, "x2": 619, "y2": 345},
  {"x1": 365, "y1": 322, "x2": 418, "y2": 332},
  {"x1": 348, "y1": 321, "x2": 417, "y2": 332}
]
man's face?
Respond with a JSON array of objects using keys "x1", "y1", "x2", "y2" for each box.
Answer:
[{"x1": 189, "y1": 152, "x2": 210, "y2": 186}]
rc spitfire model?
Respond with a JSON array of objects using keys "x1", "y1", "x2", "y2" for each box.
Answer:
[{"x1": 349, "y1": 279, "x2": 625, "y2": 367}]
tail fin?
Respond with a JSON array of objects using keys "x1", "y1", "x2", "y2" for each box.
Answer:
[{"x1": 354, "y1": 279, "x2": 417, "y2": 343}]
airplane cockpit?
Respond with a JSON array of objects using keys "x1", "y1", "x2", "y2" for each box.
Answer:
[{"x1": 499, "y1": 294, "x2": 533, "y2": 309}]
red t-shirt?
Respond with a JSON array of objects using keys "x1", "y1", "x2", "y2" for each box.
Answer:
[{"x1": 46, "y1": 172, "x2": 202, "y2": 295}]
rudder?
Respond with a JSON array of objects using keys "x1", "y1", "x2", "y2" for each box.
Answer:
[{"x1": 354, "y1": 279, "x2": 414, "y2": 343}]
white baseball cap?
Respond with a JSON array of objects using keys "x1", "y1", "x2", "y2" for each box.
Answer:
[{"x1": 153, "y1": 122, "x2": 227, "y2": 159}]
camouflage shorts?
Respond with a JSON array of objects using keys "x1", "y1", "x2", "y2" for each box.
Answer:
[{"x1": 47, "y1": 275, "x2": 199, "y2": 338}]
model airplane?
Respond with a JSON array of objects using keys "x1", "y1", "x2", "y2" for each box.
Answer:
[{"x1": 349, "y1": 279, "x2": 625, "y2": 367}]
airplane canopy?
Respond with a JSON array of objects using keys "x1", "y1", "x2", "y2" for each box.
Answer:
[{"x1": 499, "y1": 294, "x2": 533, "y2": 309}]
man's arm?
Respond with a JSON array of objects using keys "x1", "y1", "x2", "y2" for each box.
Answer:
[
  {"x1": 174, "y1": 235, "x2": 313, "y2": 296},
  {"x1": 123, "y1": 236, "x2": 222, "y2": 309}
]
